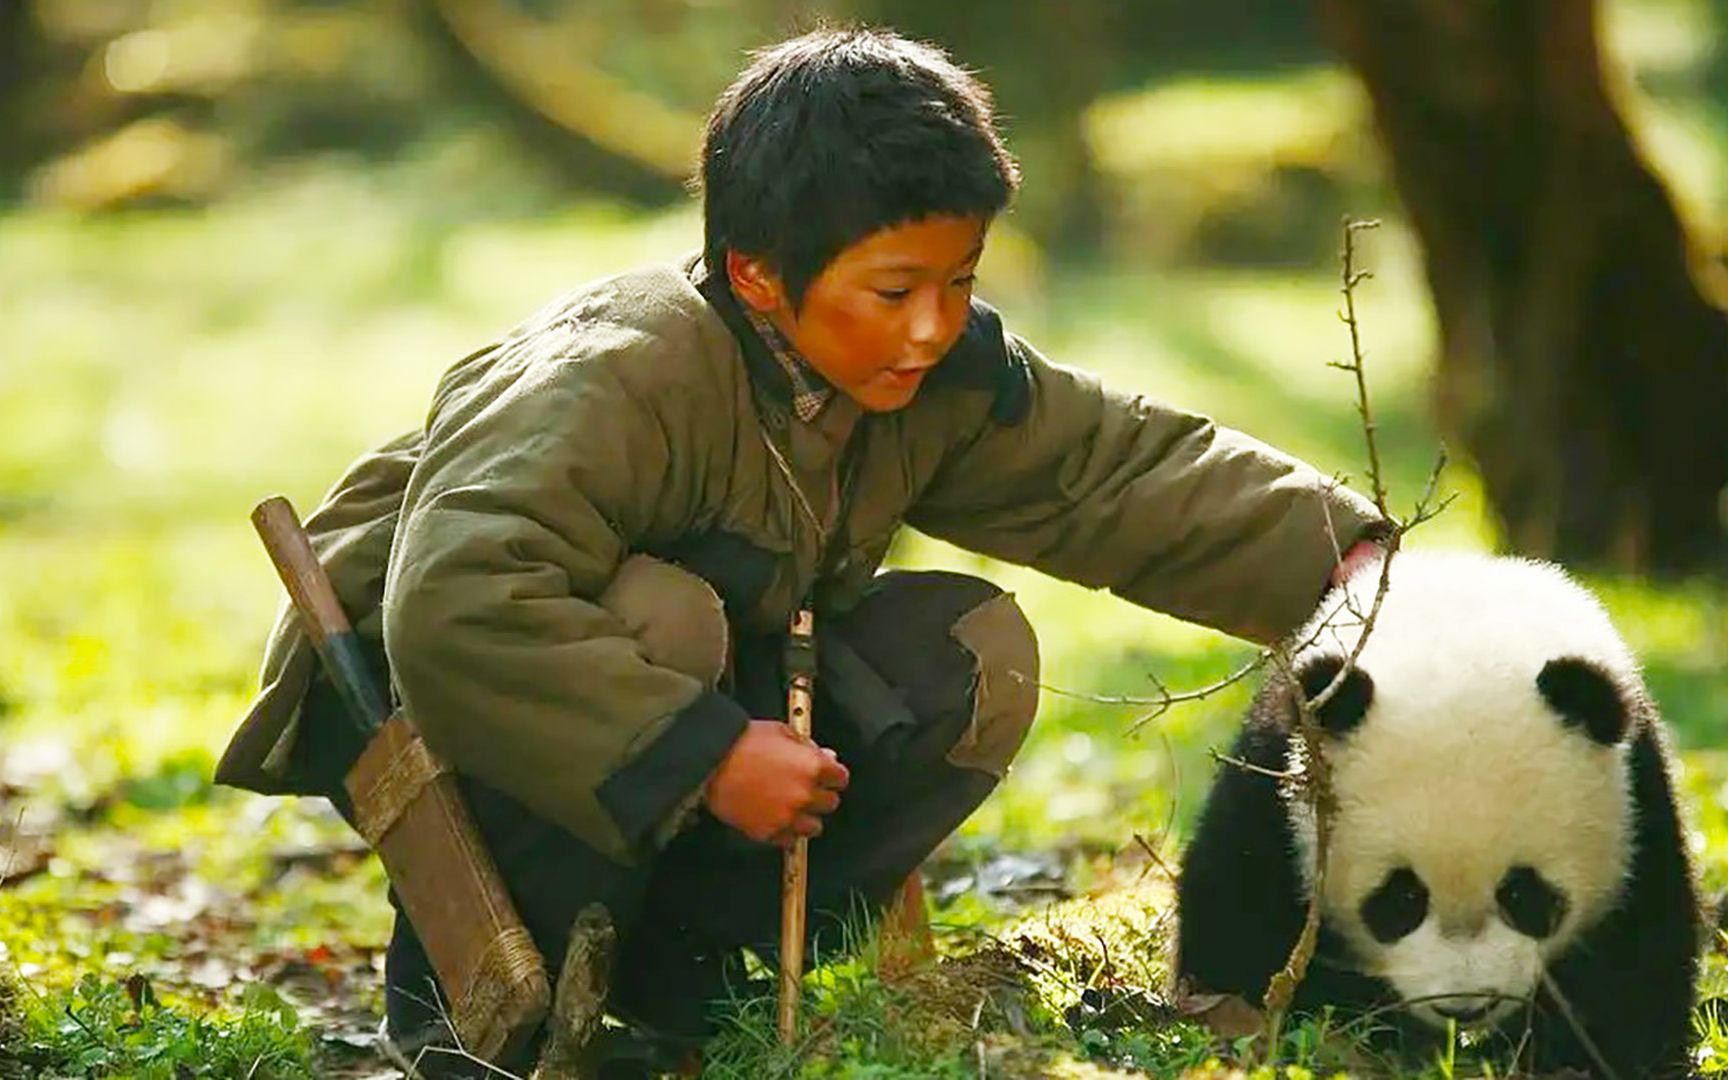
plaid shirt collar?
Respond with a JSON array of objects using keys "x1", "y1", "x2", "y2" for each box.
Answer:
[{"x1": 737, "y1": 296, "x2": 834, "y2": 424}]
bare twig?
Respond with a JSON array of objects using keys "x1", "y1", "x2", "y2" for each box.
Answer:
[
  {"x1": 1407, "y1": 446, "x2": 1459, "y2": 530},
  {"x1": 1262, "y1": 218, "x2": 1412, "y2": 1027},
  {"x1": 1125, "y1": 658, "x2": 1270, "y2": 733},
  {"x1": 1538, "y1": 970, "x2": 1622, "y2": 1080},
  {"x1": 396, "y1": 979, "x2": 529, "y2": 1080},
  {"x1": 1030, "y1": 590, "x2": 1353, "y2": 704},
  {"x1": 1011, "y1": 659, "x2": 1262, "y2": 714},
  {"x1": 1010, "y1": 579, "x2": 1366, "y2": 734},
  {"x1": 1317, "y1": 475, "x2": 1349, "y2": 569},
  {"x1": 1330, "y1": 218, "x2": 1391, "y2": 520},
  {"x1": 1259, "y1": 651, "x2": 1334, "y2": 1024},
  {"x1": 1208, "y1": 751, "x2": 1297, "y2": 783},
  {"x1": 1350, "y1": 989, "x2": 1526, "y2": 1027},
  {"x1": 1130, "y1": 832, "x2": 1181, "y2": 886}
]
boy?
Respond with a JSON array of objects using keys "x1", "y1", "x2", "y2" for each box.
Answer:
[{"x1": 217, "y1": 25, "x2": 1383, "y2": 1079}]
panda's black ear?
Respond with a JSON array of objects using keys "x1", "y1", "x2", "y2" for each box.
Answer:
[
  {"x1": 1538, "y1": 657, "x2": 1629, "y2": 746},
  {"x1": 1298, "y1": 655, "x2": 1375, "y2": 737}
]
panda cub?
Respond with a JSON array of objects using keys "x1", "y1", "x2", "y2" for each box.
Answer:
[{"x1": 1176, "y1": 551, "x2": 1700, "y2": 1079}]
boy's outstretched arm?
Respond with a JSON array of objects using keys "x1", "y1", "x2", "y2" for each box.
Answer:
[{"x1": 909, "y1": 333, "x2": 1389, "y2": 644}]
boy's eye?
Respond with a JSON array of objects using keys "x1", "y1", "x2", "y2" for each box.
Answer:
[
  {"x1": 874, "y1": 288, "x2": 911, "y2": 302},
  {"x1": 951, "y1": 274, "x2": 976, "y2": 288}
]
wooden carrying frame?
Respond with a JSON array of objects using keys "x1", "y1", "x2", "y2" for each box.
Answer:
[
  {"x1": 345, "y1": 713, "x2": 548, "y2": 1061},
  {"x1": 252, "y1": 498, "x2": 548, "y2": 1063}
]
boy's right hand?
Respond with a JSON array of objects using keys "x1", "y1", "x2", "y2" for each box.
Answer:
[{"x1": 704, "y1": 719, "x2": 850, "y2": 848}]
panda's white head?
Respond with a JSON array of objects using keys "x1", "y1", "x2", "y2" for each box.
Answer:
[{"x1": 1285, "y1": 552, "x2": 1643, "y2": 1031}]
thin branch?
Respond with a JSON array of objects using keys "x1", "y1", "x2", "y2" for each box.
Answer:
[
  {"x1": 397, "y1": 979, "x2": 529, "y2": 1080},
  {"x1": 1335, "y1": 219, "x2": 1391, "y2": 519},
  {"x1": 1318, "y1": 475, "x2": 1349, "y2": 570},
  {"x1": 1013, "y1": 658, "x2": 1261, "y2": 709},
  {"x1": 1350, "y1": 989, "x2": 1526, "y2": 1027},
  {"x1": 1263, "y1": 217, "x2": 1405, "y2": 1023},
  {"x1": 1538, "y1": 970, "x2": 1622, "y2": 1080},
  {"x1": 1010, "y1": 657, "x2": 1272, "y2": 734},
  {"x1": 1126, "y1": 658, "x2": 1270, "y2": 733},
  {"x1": 1014, "y1": 592, "x2": 1363, "y2": 734},
  {"x1": 1209, "y1": 751, "x2": 1298, "y2": 782},
  {"x1": 1407, "y1": 445, "x2": 1459, "y2": 530},
  {"x1": 1131, "y1": 831, "x2": 1181, "y2": 886}
]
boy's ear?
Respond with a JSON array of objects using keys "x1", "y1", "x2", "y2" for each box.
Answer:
[{"x1": 725, "y1": 249, "x2": 788, "y2": 315}]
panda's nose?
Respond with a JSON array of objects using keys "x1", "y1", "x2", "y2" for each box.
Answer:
[{"x1": 1437, "y1": 911, "x2": 1488, "y2": 939}]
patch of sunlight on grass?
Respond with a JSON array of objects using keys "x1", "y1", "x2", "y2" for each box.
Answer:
[
  {"x1": 1589, "y1": 574, "x2": 1726, "y2": 660},
  {"x1": 1586, "y1": 575, "x2": 1728, "y2": 748},
  {"x1": 1086, "y1": 69, "x2": 1363, "y2": 177},
  {"x1": 0, "y1": 524, "x2": 273, "y2": 775},
  {"x1": 1680, "y1": 751, "x2": 1728, "y2": 897},
  {"x1": 443, "y1": 201, "x2": 704, "y2": 317}
]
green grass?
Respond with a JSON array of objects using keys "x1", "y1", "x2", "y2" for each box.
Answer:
[
  {"x1": 1, "y1": 973, "x2": 315, "y2": 1080},
  {"x1": 1, "y1": 183, "x2": 1725, "y2": 1077}
]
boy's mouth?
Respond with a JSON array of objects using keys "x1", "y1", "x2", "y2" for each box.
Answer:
[{"x1": 881, "y1": 366, "x2": 932, "y2": 389}]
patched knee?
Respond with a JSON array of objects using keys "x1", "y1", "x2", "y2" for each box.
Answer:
[
  {"x1": 599, "y1": 555, "x2": 728, "y2": 686},
  {"x1": 945, "y1": 590, "x2": 1039, "y2": 778}
]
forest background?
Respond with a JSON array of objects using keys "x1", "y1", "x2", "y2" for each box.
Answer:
[{"x1": 1, "y1": 2, "x2": 1726, "y2": 1076}]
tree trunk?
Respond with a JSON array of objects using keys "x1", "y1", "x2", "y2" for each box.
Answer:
[{"x1": 1324, "y1": 0, "x2": 1728, "y2": 576}]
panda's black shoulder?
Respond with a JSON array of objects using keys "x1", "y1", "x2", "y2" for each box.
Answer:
[{"x1": 924, "y1": 297, "x2": 1032, "y2": 425}]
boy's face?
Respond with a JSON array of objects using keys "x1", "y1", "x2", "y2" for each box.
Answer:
[{"x1": 730, "y1": 214, "x2": 987, "y2": 412}]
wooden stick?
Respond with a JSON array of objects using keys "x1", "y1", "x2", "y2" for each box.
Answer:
[
  {"x1": 251, "y1": 496, "x2": 390, "y2": 734},
  {"x1": 778, "y1": 607, "x2": 816, "y2": 1045}
]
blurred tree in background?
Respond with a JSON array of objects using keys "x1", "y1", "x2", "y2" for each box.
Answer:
[
  {"x1": 1, "y1": 0, "x2": 1723, "y2": 575},
  {"x1": 0, "y1": 0, "x2": 1346, "y2": 244},
  {"x1": 1327, "y1": 0, "x2": 1728, "y2": 577}
]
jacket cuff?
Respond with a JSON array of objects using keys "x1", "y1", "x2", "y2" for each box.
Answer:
[{"x1": 596, "y1": 689, "x2": 750, "y2": 852}]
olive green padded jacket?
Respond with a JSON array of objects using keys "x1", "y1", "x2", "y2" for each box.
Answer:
[{"x1": 216, "y1": 259, "x2": 1382, "y2": 865}]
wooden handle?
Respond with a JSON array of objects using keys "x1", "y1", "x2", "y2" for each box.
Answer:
[
  {"x1": 252, "y1": 496, "x2": 352, "y2": 650},
  {"x1": 252, "y1": 495, "x2": 390, "y2": 734},
  {"x1": 778, "y1": 606, "x2": 817, "y2": 1045}
]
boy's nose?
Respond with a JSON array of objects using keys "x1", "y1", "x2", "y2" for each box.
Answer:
[{"x1": 906, "y1": 291, "x2": 947, "y2": 346}]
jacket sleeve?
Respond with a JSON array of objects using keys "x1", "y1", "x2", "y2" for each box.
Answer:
[
  {"x1": 383, "y1": 355, "x2": 746, "y2": 865},
  {"x1": 907, "y1": 335, "x2": 1387, "y2": 644}
]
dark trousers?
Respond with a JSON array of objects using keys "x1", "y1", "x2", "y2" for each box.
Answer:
[{"x1": 295, "y1": 571, "x2": 1022, "y2": 1075}]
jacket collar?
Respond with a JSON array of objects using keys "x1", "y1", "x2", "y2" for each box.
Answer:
[
  {"x1": 691, "y1": 257, "x2": 804, "y2": 417},
  {"x1": 690, "y1": 253, "x2": 1031, "y2": 427}
]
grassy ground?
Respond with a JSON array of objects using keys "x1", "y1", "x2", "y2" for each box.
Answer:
[{"x1": 2, "y1": 184, "x2": 1725, "y2": 1078}]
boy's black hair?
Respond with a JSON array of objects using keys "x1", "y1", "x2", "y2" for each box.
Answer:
[{"x1": 700, "y1": 26, "x2": 1020, "y2": 310}]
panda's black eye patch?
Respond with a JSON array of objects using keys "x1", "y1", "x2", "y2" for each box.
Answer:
[
  {"x1": 1361, "y1": 867, "x2": 1429, "y2": 943},
  {"x1": 1497, "y1": 865, "x2": 1567, "y2": 939}
]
